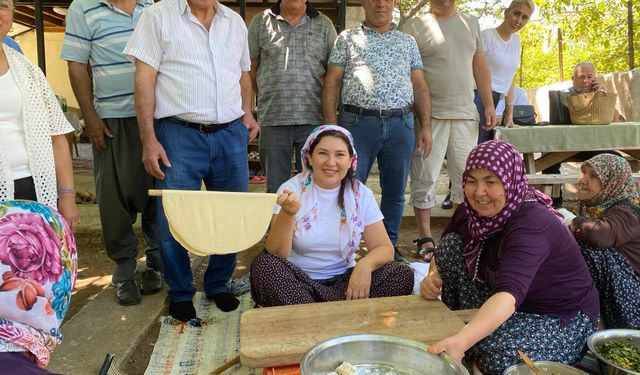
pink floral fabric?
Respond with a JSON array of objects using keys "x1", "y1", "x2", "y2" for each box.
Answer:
[
  {"x1": 0, "y1": 201, "x2": 78, "y2": 368},
  {"x1": 296, "y1": 125, "x2": 363, "y2": 259}
]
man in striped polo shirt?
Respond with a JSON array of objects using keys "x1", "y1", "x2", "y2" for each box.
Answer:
[{"x1": 61, "y1": 0, "x2": 163, "y2": 306}]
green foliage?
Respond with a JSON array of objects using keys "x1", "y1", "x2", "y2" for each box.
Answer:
[
  {"x1": 396, "y1": 0, "x2": 639, "y2": 88},
  {"x1": 518, "y1": 0, "x2": 639, "y2": 87}
]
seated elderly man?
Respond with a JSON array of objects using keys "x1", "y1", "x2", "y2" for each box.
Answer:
[{"x1": 544, "y1": 61, "x2": 622, "y2": 208}]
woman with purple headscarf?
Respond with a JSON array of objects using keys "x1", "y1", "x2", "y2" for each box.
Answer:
[
  {"x1": 570, "y1": 154, "x2": 640, "y2": 329},
  {"x1": 250, "y1": 125, "x2": 413, "y2": 307},
  {"x1": 421, "y1": 141, "x2": 598, "y2": 375}
]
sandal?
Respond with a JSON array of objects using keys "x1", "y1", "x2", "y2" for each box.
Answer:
[{"x1": 414, "y1": 237, "x2": 435, "y2": 262}]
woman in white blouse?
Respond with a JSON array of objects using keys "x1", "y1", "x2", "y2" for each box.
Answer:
[
  {"x1": 0, "y1": 0, "x2": 79, "y2": 231},
  {"x1": 476, "y1": 0, "x2": 534, "y2": 142}
]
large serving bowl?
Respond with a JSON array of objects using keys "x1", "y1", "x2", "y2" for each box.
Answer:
[
  {"x1": 587, "y1": 329, "x2": 640, "y2": 375},
  {"x1": 503, "y1": 361, "x2": 588, "y2": 374},
  {"x1": 299, "y1": 334, "x2": 469, "y2": 375}
]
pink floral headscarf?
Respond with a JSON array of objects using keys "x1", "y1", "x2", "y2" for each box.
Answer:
[
  {"x1": 462, "y1": 141, "x2": 554, "y2": 279},
  {"x1": 296, "y1": 125, "x2": 363, "y2": 259},
  {"x1": 0, "y1": 201, "x2": 78, "y2": 368}
]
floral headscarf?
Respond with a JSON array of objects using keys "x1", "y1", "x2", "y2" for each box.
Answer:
[
  {"x1": 0, "y1": 201, "x2": 78, "y2": 368},
  {"x1": 296, "y1": 125, "x2": 363, "y2": 258},
  {"x1": 461, "y1": 141, "x2": 554, "y2": 279},
  {"x1": 578, "y1": 154, "x2": 640, "y2": 217}
]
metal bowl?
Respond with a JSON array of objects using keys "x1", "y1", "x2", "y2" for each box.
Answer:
[
  {"x1": 503, "y1": 361, "x2": 588, "y2": 374},
  {"x1": 299, "y1": 334, "x2": 469, "y2": 375},
  {"x1": 587, "y1": 329, "x2": 640, "y2": 375}
]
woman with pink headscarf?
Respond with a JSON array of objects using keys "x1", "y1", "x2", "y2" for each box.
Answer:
[
  {"x1": 250, "y1": 125, "x2": 413, "y2": 307},
  {"x1": 0, "y1": 200, "x2": 77, "y2": 374},
  {"x1": 421, "y1": 141, "x2": 598, "y2": 375}
]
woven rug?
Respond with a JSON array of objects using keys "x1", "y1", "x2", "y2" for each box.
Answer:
[{"x1": 145, "y1": 293, "x2": 258, "y2": 375}]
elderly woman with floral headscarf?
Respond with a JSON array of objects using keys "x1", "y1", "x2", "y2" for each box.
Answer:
[
  {"x1": 421, "y1": 141, "x2": 598, "y2": 375},
  {"x1": 0, "y1": 200, "x2": 77, "y2": 374},
  {"x1": 570, "y1": 154, "x2": 640, "y2": 329},
  {"x1": 250, "y1": 125, "x2": 413, "y2": 307}
]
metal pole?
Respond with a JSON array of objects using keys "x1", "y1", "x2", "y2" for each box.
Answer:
[
  {"x1": 239, "y1": 0, "x2": 246, "y2": 20},
  {"x1": 35, "y1": 0, "x2": 46, "y2": 74},
  {"x1": 557, "y1": 27, "x2": 563, "y2": 81},
  {"x1": 629, "y1": 0, "x2": 635, "y2": 70},
  {"x1": 338, "y1": 0, "x2": 346, "y2": 32}
]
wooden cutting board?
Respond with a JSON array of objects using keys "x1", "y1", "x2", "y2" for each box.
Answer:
[{"x1": 239, "y1": 295, "x2": 465, "y2": 368}]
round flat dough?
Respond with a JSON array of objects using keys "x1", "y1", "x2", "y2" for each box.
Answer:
[{"x1": 162, "y1": 190, "x2": 277, "y2": 255}]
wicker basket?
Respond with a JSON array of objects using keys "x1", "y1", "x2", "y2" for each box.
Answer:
[{"x1": 567, "y1": 91, "x2": 617, "y2": 125}]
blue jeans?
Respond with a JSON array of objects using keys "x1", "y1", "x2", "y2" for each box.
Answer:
[
  {"x1": 155, "y1": 118, "x2": 249, "y2": 303},
  {"x1": 474, "y1": 89, "x2": 501, "y2": 143},
  {"x1": 338, "y1": 110, "x2": 414, "y2": 245}
]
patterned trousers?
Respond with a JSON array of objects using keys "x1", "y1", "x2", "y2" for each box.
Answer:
[{"x1": 436, "y1": 233, "x2": 596, "y2": 375}]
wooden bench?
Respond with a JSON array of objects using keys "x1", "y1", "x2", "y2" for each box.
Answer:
[{"x1": 527, "y1": 173, "x2": 640, "y2": 198}]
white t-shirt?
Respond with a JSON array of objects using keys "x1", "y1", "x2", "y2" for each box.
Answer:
[
  {"x1": 275, "y1": 174, "x2": 384, "y2": 279},
  {"x1": 483, "y1": 28, "x2": 521, "y2": 96},
  {"x1": 0, "y1": 70, "x2": 30, "y2": 180}
]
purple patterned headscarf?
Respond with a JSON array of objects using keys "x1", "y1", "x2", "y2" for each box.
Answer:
[
  {"x1": 296, "y1": 125, "x2": 364, "y2": 258},
  {"x1": 462, "y1": 141, "x2": 553, "y2": 279}
]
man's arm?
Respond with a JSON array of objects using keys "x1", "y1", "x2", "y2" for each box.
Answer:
[
  {"x1": 321, "y1": 66, "x2": 344, "y2": 124},
  {"x1": 240, "y1": 71, "x2": 260, "y2": 142},
  {"x1": 67, "y1": 61, "x2": 113, "y2": 150},
  {"x1": 411, "y1": 69, "x2": 432, "y2": 159},
  {"x1": 472, "y1": 51, "x2": 498, "y2": 130},
  {"x1": 135, "y1": 60, "x2": 170, "y2": 179}
]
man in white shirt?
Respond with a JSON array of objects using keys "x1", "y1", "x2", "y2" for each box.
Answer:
[{"x1": 124, "y1": 0, "x2": 259, "y2": 322}]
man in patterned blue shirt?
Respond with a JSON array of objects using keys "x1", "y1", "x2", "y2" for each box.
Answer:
[
  {"x1": 322, "y1": 0, "x2": 432, "y2": 261},
  {"x1": 61, "y1": 0, "x2": 162, "y2": 306}
]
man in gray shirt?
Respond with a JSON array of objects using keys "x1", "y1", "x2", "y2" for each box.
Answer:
[{"x1": 249, "y1": 0, "x2": 337, "y2": 193}]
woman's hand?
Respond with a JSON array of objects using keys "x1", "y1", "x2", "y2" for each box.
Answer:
[
  {"x1": 420, "y1": 271, "x2": 443, "y2": 300},
  {"x1": 346, "y1": 259, "x2": 373, "y2": 300},
  {"x1": 427, "y1": 334, "x2": 469, "y2": 361},
  {"x1": 277, "y1": 189, "x2": 300, "y2": 216},
  {"x1": 58, "y1": 195, "x2": 80, "y2": 233}
]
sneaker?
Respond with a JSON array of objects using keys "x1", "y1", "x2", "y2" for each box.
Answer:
[
  {"x1": 227, "y1": 273, "x2": 251, "y2": 296},
  {"x1": 116, "y1": 279, "x2": 141, "y2": 306},
  {"x1": 140, "y1": 269, "x2": 163, "y2": 295},
  {"x1": 441, "y1": 193, "x2": 453, "y2": 209}
]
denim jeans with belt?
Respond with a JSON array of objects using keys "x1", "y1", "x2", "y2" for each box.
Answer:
[
  {"x1": 154, "y1": 117, "x2": 249, "y2": 303},
  {"x1": 338, "y1": 110, "x2": 415, "y2": 245}
]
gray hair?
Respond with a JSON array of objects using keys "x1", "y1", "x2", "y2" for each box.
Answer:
[
  {"x1": 507, "y1": 0, "x2": 535, "y2": 13},
  {"x1": 573, "y1": 62, "x2": 597, "y2": 78}
]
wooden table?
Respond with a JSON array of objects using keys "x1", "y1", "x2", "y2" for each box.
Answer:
[
  {"x1": 495, "y1": 122, "x2": 640, "y2": 173},
  {"x1": 239, "y1": 295, "x2": 465, "y2": 368}
]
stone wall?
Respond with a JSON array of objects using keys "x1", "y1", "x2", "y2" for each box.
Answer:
[{"x1": 525, "y1": 68, "x2": 640, "y2": 122}]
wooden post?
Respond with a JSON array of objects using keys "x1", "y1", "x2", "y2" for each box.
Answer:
[
  {"x1": 557, "y1": 27, "x2": 564, "y2": 81},
  {"x1": 35, "y1": 0, "x2": 46, "y2": 74},
  {"x1": 519, "y1": 44, "x2": 524, "y2": 87},
  {"x1": 629, "y1": 0, "x2": 635, "y2": 70}
]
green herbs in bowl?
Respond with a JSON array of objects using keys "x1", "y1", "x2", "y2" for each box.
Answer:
[{"x1": 597, "y1": 340, "x2": 640, "y2": 373}]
